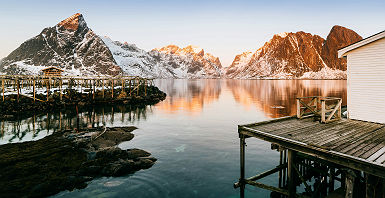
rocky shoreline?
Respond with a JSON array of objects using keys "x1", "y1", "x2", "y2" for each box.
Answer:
[
  {"x1": 0, "y1": 85, "x2": 166, "y2": 121},
  {"x1": 0, "y1": 126, "x2": 156, "y2": 198}
]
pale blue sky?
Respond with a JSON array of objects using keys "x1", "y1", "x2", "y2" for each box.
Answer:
[{"x1": 0, "y1": 0, "x2": 384, "y2": 66}]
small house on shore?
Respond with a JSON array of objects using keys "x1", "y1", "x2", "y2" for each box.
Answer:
[
  {"x1": 41, "y1": 66, "x2": 64, "y2": 77},
  {"x1": 338, "y1": 30, "x2": 385, "y2": 123}
]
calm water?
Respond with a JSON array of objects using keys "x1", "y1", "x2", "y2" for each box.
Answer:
[{"x1": 0, "y1": 79, "x2": 347, "y2": 198}]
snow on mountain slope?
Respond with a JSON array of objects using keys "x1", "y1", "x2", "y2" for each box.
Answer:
[
  {"x1": 0, "y1": 13, "x2": 222, "y2": 79},
  {"x1": 225, "y1": 26, "x2": 362, "y2": 79},
  {"x1": 150, "y1": 45, "x2": 222, "y2": 78},
  {"x1": 102, "y1": 38, "x2": 222, "y2": 78},
  {"x1": 101, "y1": 36, "x2": 174, "y2": 78},
  {"x1": 0, "y1": 13, "x2": 121, "y2": 76}
]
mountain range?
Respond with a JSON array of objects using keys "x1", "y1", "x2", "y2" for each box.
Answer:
[
  {"x1": 0, "y1": 13, "x2": 362, "y2": 79},
  {"x1": 225, "y1": 26, "x2": 362, "y2": 79}
]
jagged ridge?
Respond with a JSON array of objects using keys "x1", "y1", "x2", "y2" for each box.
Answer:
[{"x1": 225, "y1": 26, "x2": 362, "y2": 79}]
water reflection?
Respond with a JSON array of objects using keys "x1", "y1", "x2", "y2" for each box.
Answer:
[
  {"x1": 155, "y1": 79, "x2": 346, "y2": 118},
  {"x1": 1, "y1": 79, "x2": 346, "y2": 144},
  {"x1": 155, "y1": 79, "x2": 221, "y2": 115},
  {"x1": 226, "y1": 80, "x2": 347, "y2": 117},
  {"x1": 0, "y1": 105, "x2": 151, "y2": 145}
]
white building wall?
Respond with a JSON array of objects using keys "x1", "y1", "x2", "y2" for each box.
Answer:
[{"x1": 347, "y1": 37, "x2": 385, "y2": 123}]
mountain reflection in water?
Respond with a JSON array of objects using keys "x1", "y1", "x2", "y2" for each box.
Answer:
[
  {"x1": 0, "y1": 79, "x2": 346, "y2": 144},
  {"x1": 155, "y1": 79, "x2": 346, "y2": 118},
  {"x1": 0, "y1": 105, "x2": 151, "y2": 145}
]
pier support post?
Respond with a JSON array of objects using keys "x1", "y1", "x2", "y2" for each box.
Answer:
[
  {"x1": 240, "y1": 133, "x2": 246, "y2": 198},
  {"x1": 287, "y1": 149, "x2": 297, "y2": 198},
  {"x1": 33, "y1": 79, "x2": 36, "y2": 103},
  {"x1": 321, "y1": 100, "x2": 326, "y2": 123},
  {"x1": 102, "y1": 79, "x2": 105, "y2": 98},
  {"x1": 329, "y1": 167, "x2": 335, "y2": 193},
  {"x1": 345, "y1": 169, "x2": 356, "y2": 198},
  {"x1": 145, "y1": 80, "x2": 147, "y2": 96},
  {"x1": 129, "y1": 80, "x2": 131, "y2": 95},
  {"x1": 93, "y1": 80, "x2": 95, "y2": 100},
  {"x1": 2, "y1": 79, "x2": 4, "y2": 102},
  {"x1": 59, "y1": 79, "x2": 62, "y2": 101},
  {"x1": 111, "y1": 79, "x2": 114, "y2": 98},
  {"x1": 16, "y1": 78, "x2": 20, "y2": 103},
  {"x1": 296, "y1": 99, "x2": 300, "y2": 118}
]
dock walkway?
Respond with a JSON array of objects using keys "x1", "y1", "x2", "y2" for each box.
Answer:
[{"x1": 236, "y1": 115, "x2": 385, "y2": 197}]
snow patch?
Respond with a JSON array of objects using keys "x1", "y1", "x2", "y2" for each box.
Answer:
[{"x1": 300, "y1": 67, "x2": 347, "y2": 79}]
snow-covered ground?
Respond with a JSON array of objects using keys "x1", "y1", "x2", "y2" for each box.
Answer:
[{"x1": 300, "y1": 67, "x2": 347, "y2": 79}]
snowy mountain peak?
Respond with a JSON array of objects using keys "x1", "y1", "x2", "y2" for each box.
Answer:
[
  {"x1": 182, "y1": 45, "x2": 204, "y2": 54},
  {"x1": 276, "y1": 32, "x2": 289, "y2": 38},
  {"x1": 57, "y1": 13, "x2": 85, "y2": 31},
  {"x1": 0, "y1": 13, "x2": 121, "y2": 76},
  {"x1": 225, "y1": 26, "x2": 362, "y2": 79}
]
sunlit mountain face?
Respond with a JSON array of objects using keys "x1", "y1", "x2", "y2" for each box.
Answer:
[{"x1": 153, "y1": 79, "x2": 346, "y2": 118}]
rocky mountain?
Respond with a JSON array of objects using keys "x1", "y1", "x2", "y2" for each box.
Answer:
[
  {"x1": 0, "y1": 13, "x2": 222, "y2": 78},
  {"x1": 102, "y1": 37, "x2": 223, "y2": 78},
  {"x1": 0, "y1": 13, "x2": 121, "y2": 76},
  {"x1": 225, "y1": 26, "x2": 362, "y2": 79},
  {"x1": 150, "y1": 45, "x2": 222, "y2": 78},
  {"x1": 321, "y1": 25, "x2": 362, "y2": 71}
]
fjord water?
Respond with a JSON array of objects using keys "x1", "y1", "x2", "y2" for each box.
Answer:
[{"x1": 0, "y1": 79, "x2": 346, "y2": 198}]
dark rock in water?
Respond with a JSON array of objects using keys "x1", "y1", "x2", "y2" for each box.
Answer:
[{"x1": 0, "y1": 126, "x2": 156, "y2": 198}]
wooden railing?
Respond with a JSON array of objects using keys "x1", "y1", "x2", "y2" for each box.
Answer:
[
  {"x1": 296, "y1": 96, "x2": 342, "y2": 123},
  {"x1": 0, "y1": 75, "x2": 154, "y2": 103}
]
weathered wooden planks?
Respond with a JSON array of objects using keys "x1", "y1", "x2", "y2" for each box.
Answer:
[{"x1": 241, "y1": 116, "x2": 385, "y2": 178}]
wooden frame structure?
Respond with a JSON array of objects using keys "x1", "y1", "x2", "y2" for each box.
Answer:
[
  {"x1": 41, "y1": 66, "x2": 64, "y2": 77},
  {"x1": 297, "y1": 96, "x2": 342, "y2": 123},
  {"x1": 235, "y1": 114, "x2": 385, "y2": 198},
  {"x1": 0, "y1": 75, "x2": 154, "y2": 103}
]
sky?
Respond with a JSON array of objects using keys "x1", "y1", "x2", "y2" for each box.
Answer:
[{"x1": 0, "y1": 0, "x2": 384, "y2": 67}]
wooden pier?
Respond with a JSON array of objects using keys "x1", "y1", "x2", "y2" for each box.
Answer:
[
  {"x1": 0, "y1": 75, "x2": 154, "y2": 103},
  {"x1": 235, "y1": 97, "x2": 385, "y2": 198}
]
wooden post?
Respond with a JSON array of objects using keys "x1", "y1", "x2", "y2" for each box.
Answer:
[
  {"x1": 59, "y1": 79, "x2": 62, "y2": 101},
  {"x1": 314, "y1": 97, "x2": 318, "y2": 111},
  {"x1": 93, "y1": 80, "x2": 95, "y2": 100},
  {"x1": 2, "y1": 79, "x2": 4, "y2": 102},
  {"x1": 144, "y1": 80, "x2": 147, "y2": 96},
  {"x1": 102, "y1": 79, "x2": 105, "y2": 98},
  {"x1": 111, "y1": 79, "x2": 114, "y2": 98},
  {"x1": 296, "y1": 98, "x2": 301, "y2": 118},
  {"x1": 287, "y1": 149, "x2": 297, "y2": 198},
  {"x1": 240, "y1": 133, "x2": 246, "y2": 198},
  {"x1": 33, "y1": 79, "x2": 36, "y2": 103},
  {"x1": 59, "y1": 111, "x2": 62, "y2": 130},
  {"x1": 46, "y1": 78, "x2": 49, "y2": 101},
  {"x1": 121, "y1": 78, "x2": 124, "y2": 92},
  {"x1": 365, "y1": 174, "x2": 376, "y2": 198},
  {"x1": 321, "y1": 100, "x2": 326, "y2": 123},
  {"x1": 137, "y1": 79, "x2": 139, "y2": 95},
  {"x1": 16, "y1": 78, "x2": 20, "y2": 103},
  {"x1": 329, "y1": 167, "x2": 335, "y2": 193},
  {"x1": 345, "y1": 170, "x2": 356, "y2": 198},
  {"x1": 279, "y1": 150, "x2": 283, "y2": 188},
  {"x1": 283, "y1": 149, "x2": 287, "y2": 186},
  {"x1": 338, "y1": 99, "x2": 342, "y2": 119},
  {"x1": 129, "y1": 79, "x2": 131, "y2": 95}
]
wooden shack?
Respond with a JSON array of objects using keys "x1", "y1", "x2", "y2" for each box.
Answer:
[
  {"x1": 41, "y1": 66, "x2": 64, "y2": 77},
  {"x1": 338, "y1": 30, "x2": 385, "y2": 123}
]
